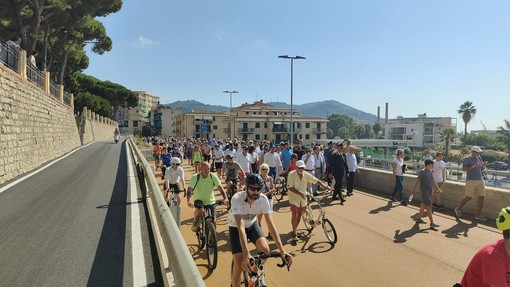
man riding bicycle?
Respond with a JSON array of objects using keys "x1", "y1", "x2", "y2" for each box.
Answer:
[
  {"x1": 164, "y1": 157, "x2": 185, "y2": 206},
  {"x1": 229, "y1": 173, "x2": 292, "y2": 287},
  {"x1": 224, "y1": 154, "x2": 245, "y2": 199},
  {"x1": 187, "y1": 162, "x2": 228, "y2": 232}
]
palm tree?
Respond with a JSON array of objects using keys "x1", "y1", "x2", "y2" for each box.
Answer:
[
  {"x1": 496, "y1": 119, "x2": 510, "y2": 162},
  {"x1": 439, "y1": 127, "x2": 457, "y2": 161},
  {"x1": 457, "y1": 101, "x2": 477, "y2": 145}
]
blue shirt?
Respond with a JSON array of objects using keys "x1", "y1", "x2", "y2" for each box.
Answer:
[{"x1": 281, "y1": 147, "x2": 293, "y2": 169}]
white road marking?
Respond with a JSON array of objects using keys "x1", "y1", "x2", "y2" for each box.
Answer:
[
  {"x1": 127, "y1": 146, "x2": 148, "y2": 286},
  {"x1": 0, "y1": 142, "x2": 94, "y2": 194}
]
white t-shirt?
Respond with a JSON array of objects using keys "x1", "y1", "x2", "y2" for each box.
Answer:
[
  {"x1": 213, "y1": 148, "x2": 224, "y2": 162},
  {"x1": 164, "y1": 166, "x2": 185, "y2": 184},
  {"x1": 433, "y1": 160, "x2": 447, "y2": 182},
  {"x1": 236, "y1": 152, "x2": 251, "y2": 173},
  {"x1": 228, "y1": 191, "x2": 271, "y2": 228},
  {"x1": 392, "y1": 157, "x2": 404, "y2": 176}
]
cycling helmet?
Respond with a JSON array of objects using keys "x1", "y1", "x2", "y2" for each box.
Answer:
[
  {"x1": 226, "y1": 154, "x2": 234, "y2": 160},
  {"x1": 171, "y1": 157, "x2": 181, "y2": 164},
  {"x1": 246, "y1": 173, "x2": 264, "y2": 187},
  {"x1": 497, "y1": 207, "x2": 510, "y2": 231}
]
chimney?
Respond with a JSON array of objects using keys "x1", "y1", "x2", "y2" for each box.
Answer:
[
  {"x1": 385, "y1": 102, "x2": 388, "y2": 124},
  {"x1": 377, "y1": 106, "x2": 380, "y2": 123}
]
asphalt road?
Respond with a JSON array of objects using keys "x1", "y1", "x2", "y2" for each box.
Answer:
[
  {"x1": 167, "y1": 164, "x2": 502, "y2": 287},
  {"x1": 0, "y1": 140, "x2": 162, "y2": 287}
]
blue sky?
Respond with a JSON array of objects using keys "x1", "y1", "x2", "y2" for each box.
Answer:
[{"x1": 85, "y1": 0, "x2": 510, "y2": 132}]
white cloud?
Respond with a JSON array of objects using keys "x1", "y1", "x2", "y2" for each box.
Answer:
[
  {"x1": 132, "y1": 36, "x2": 159, "y2": 48},
  {"x1": 216, "y1": 29, "x2": 226, "y2": 40}
]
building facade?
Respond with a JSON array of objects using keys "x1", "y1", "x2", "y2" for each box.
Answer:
[
  {"x1": 384, "y1": 114, "x2": 456, "y2": 148},
  {"x1": 153, "y1": 105, "x2": 184, "y2": 136},
  {"x1": 175, "y1": 101, "x2": 329, "y2": 142},
  {"x1": 122, "y1": 91, "x2": 160, "y2": 134}
]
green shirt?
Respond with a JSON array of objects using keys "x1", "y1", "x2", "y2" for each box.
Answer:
[{"x1": 188, "y1": 173, "x2": 221, "y2": 205}]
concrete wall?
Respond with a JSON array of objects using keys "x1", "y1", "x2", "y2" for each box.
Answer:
[
  {"x1": 355, "y1": 168, "x2": 509, "y2": 220},
  {"x1": 0, "y1": 65, "x2": 116, "y2": 185}
]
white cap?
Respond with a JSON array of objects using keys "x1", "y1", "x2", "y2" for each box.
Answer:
[
  {"x1": 471, "y1": 146, "x2": 483, "y2": 153},
  {"x1": 296, "y1": 160, "x2": 306, "y2": 169}
]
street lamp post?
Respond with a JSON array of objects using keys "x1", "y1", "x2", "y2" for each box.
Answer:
[
  {"x1": 223, "y1": 90, "x2": 238, "y2": 140},
  {"x1": 278, "y1": 55, "x2": 305, "y2": 147},
  {"x1": 474, "y1": 132, "x2": 478, "y2": 146}
]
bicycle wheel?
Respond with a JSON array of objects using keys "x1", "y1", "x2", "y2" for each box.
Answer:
[
  {"x1": 302, "y1": 209, "x2": 315, "y2": 231},
  {"x1": 197, "y1": 217, "x2": 206, "y2": 249},
  {"x1": 322, "y1": 218, "x2": 338, "y2": 244},
  {"x1": 230, "y1": 259, "x2": 250, "y2": 286},
  {"x1": 206, "y1": 221, "x2": 218, "y2": 269},
  {"x1": 274, "y1": 186, "x2": 285, "y2": 203}
]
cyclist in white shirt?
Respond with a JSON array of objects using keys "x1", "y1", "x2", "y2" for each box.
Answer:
[
  {"x1": 229, "y1": 173, "x2": 292, "y2": 287},
  {"x1": 164, "y1": 157, "x2": 186, "y2": 205},
  {"x1": 212, "y1": 144, "x2": 224, "y2": 177}
]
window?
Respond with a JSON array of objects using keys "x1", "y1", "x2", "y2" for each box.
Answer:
[
  {"x1": 255, "y1": 123, "x2": 260, "y2": 128},
  {"x1": 297, "y1": 123, "x2": 302, "y2": 128},
  {"x1": 264, "y1": 134, "x2": 267, "y2": 140},
  {"x1": 305, "y1": 123, "x2": 310, "y2": 128},
  {"x1": 305, "y1": 134, "x2": 310, "y2": 140},
  {"x1": 255, "y1": 134, "x2": 260, "y2": 140},
  {"x1": 133, "y1": 121, "x2": 138, "y2": 127},
  {"x1": 213, "y1": 125, "x2": 217, "y2": 130},
  {"x1": 264, "y1": 123, "x2": 268, "y2": 128},
  {"x1": 266, "y1": 112, "x2": 269, "y2": 115},
  {"x1": 316, "y1": 134, "x2": 321, "y2": 140},
  {"x1": 246, "y1": 112, "x2": 249, "y2": 115}
]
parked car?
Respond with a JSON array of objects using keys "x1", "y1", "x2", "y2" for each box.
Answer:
[{"x1": 486, "y1": 161, "x2": 509, "y2": 170}]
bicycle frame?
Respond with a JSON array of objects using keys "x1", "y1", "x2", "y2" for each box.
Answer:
[
  {"x1": 232, "y1": 253, "x2": 288, "y2": 287},
  {"x1": 196, "y1": 200, "x2": 222, "y2": 269},
  {"x1": 302, "y1": 191, "x2": 338, "y2": 244}
]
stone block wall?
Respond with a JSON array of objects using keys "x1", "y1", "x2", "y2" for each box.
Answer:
[
  {"x1": 356, "y1": 168, "x2": 509, "y2": 220},
  {"x1": 0, "y1": 65, "x2": 117, "y2": 185}
]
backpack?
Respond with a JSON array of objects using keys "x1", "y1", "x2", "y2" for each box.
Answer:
[{"x1": 192, "y1": 173, "x2": 216, "y2": 190}]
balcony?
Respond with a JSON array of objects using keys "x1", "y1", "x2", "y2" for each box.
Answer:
[
  {"x1": 272, "y1": 127, "x2": 288, "y2": 133},
  {"x1": 312, "y1": 128, "x2": 328, "y2": 134},
  {"x1": 238, "y1": 128, "x2": 255, "y2": 134}
]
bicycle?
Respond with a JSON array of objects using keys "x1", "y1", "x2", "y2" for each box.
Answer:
[
  {"x1": 194, "y1": 199, "x2": 223, "y2": 269},
  {"x1": 226, "y1": 177, "x2": 239, "y2": 210},
  {"x1": 302, "y1": 191, "x2": 338, "y2": 244},
  {"x1": 231, "y1": 252, "x2": 290, "y2": 287},
  {"x1": 272, "y1": 174, "x2": 287, "y2": 203}
]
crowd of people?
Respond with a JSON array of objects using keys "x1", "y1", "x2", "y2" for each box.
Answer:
[{"x1": 145, "y1": 136, "x2": 507, "y2": 286}]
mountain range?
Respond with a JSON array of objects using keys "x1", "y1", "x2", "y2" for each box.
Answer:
[{"x1": 167, "y1": 100, "x2": 377, "y2": 123}]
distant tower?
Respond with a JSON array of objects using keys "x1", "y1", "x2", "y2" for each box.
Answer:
[
  {"x1": 377, "y1": 106, "x2": 380, "y2": 123},
  {"x1": 385, "y1": 102, "x2": 389, "y2": 124}
]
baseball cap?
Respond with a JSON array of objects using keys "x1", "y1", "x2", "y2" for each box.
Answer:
[
  {"x1": 242, "y1": 145, "x2": 249, "y2": 150},
  {"x1": 270, "y1": 144, "x2": 276, "y2": 148},
  {"x1": 296, "y1": 160, "x2": 306, "y2": 169},
  {"x1": 471, "y1": 146, "x2": 483, "y2": 153}
]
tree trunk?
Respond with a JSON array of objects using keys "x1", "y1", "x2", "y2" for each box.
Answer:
[{"x1": 57, "y1": 47, "x2": 70, "y2": 84}]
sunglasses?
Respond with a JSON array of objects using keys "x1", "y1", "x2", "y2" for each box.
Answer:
[
  {"x1": 248, "y1": 185, "x2": 262, "y2": 192},
  {"x1": 297, "y1": 167, "x2": 305, "y2": 170},
  {"x1": 261, "y1": 168, "x2": 268, "y2": 171}
]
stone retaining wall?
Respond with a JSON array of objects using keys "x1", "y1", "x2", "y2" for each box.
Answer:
[
  {"x1": 355, "y1": 168, "x2": 509, "y2": 220},
  {"x1": 0, "y1": 65, "x2": 116, "y2": 185}
]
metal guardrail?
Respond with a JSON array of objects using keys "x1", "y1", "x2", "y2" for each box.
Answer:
[
  {"x1": 127, "y1": 137, "x2": 206, "y2": 287},
  {"x1": 362, "y1": 157, "x2": 510, "y2": 189},
  {"x1": 27, "y1": 65, "x2": 44, "y2": 88},
  {"x1": 0, "y1": 39, "x2": 19, "y2": 72},
  {"x1": 64, "y1": 91, "x2": 71, "y2": 105},
  {"x1": 50, "y1": 82, "x2": 59, "y2": 99}
]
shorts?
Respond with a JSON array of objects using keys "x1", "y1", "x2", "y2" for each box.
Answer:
[
  {"x1": 465, "y1": 180, "x2": 486, "y2": 197},
  {"x1": 194, "y1": 200, "x2": 216, "y2": 218},
  {"x1": 421, "y1": 191, "x2": 432, "y2": 206},
  {"x1": 203, "y1": 154, "x2": 211, "y2": 162},
  {"x1": 153, "y1": 153, "x2": 159, "y2": 160},
  {"x1": 229, "y1": 223, "x2": 265, "y2": 254},
  {"x1": 215, "y1": 162, "x2": 223, "y2": 170},
  {"x1": 168, "y1": 183, "x2": 181, "y2": 193}
]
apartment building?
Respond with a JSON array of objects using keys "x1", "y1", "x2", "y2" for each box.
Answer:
[
  {"x1": 122, "y1": 91, "x2": 160, "y2": 134},
  {"x1": 384, "y1": 113, "x2": 456, "y2": 148},
  {"x1": 175, "y1": 100, "x2": 329, "y2": 142}
]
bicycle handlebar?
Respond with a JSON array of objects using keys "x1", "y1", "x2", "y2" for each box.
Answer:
[{"x1": 250, "y1": 252, "x2": 290, "y2": 269}]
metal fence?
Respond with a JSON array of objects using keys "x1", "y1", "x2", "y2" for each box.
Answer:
[
  {"x1": 362, "y1": 157, "x2": 510, "y2": 189},
  {"x1": 49, "y1": 82, "x2": 60, "y2": 99},
  {"x1": 27, "y1": 64, "x2": 44, "y2": 88},
  {"x1": 63, "y1": 91, "x2": 71, "y2": 105},
  {"x1": 0, "y1": 39, "x2": 19, "y2": 72}
]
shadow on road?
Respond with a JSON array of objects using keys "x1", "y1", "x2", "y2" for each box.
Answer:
[
  {"x1": 393, "y1": 223, "x2": 430, "y2": 243},
  {"x1": 441, "y1": 217, "x2": 478, "y2": 239},
  {"x1": 369, "y1": 201, "x2": 395, "y2": 214}
]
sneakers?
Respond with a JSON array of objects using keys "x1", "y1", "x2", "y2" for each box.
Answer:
[
  {"x1": 191, "y1": 221, "x2": 198, "y2": 232},
  {"x1": 389, "y1": 196, "x2": 396, "y2": 202},
  {"x1": 475, "y1": 215, "x2": 488, "y2": 222},
  {"x1": 430, "y1": 222, "x2": 439, "y2": 228},
  {"x1": 400, "y1": 201, "x2": 408, "y2": 206},
  {"x1": 437, "y1": 204, "x2": 444, "y2": 211},
  {"x1": 415, "y1": 218, "x2": 426, "y2": 224},
  {"x1": 454, "y1": 208, "x2": 463, "y2": 218}
]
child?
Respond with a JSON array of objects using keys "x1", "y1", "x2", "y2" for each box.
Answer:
[{"x1": 410, "y1": 159, "x2": 442, "y2": 228}]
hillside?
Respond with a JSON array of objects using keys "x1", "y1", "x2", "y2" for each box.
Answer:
[{"x1": 168, "y1": 99, "x2": 377, "y2": 122}]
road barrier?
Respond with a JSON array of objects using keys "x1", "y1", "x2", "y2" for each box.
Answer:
[{"x1": 128, "y1": 137, "x2": 205, "y2": 287}]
